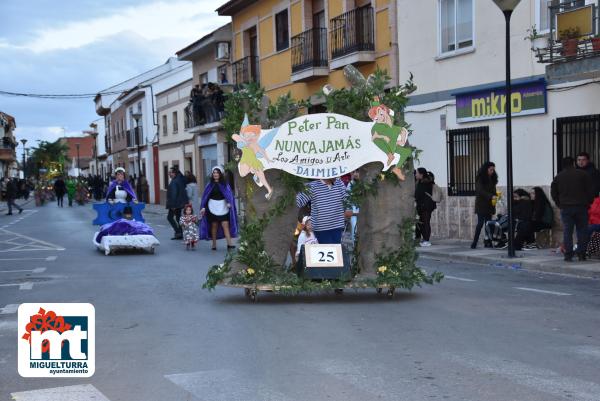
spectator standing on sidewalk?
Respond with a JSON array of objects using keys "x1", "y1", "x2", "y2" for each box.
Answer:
[
  {"x1": 166, "y1": 166, "x2": 188, "y2": 240},
  {"x1": 576, "y1": 152, "x2": 600, "y2": 197},
  {"x1": 551, "y1": 157, "x2": 595, "y2": 261},
  {"x1": 185, "y1": 172, "x2": 199, "y2": 211},
  {"x1": 4, "y1": 177, "x2": 23, "y2": 215},
  {"x1": 471, "y1": 162, "x2": 498, "y2": 249},
  {"x1": 415, "y1": 168, "x2": 436, "y2": 247}
]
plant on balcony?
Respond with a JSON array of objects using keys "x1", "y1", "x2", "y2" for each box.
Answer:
[
  {"x1": 559, "y1": 27, "x2": 581, "y2": 57},
  {"x1": 524, "y1": 25, "x2": 547, "y2": 52}
]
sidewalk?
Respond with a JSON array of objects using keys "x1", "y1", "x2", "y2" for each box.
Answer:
[
  {"x1": 418, "y1": 239, "x2": 600, "y2": 279},
  {"x1": 142, "y1": 202, "x2": 167, "y2": 216}
]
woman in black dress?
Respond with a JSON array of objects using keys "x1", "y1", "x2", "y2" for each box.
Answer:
[{"x1": 199, "y1": 166, "x2": 238, "y2": 250}]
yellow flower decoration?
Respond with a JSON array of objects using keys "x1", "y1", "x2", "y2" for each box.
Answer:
[
  {"x1": 246, "y1": 268, "x2": 255, "y2": 275},
  {"x1": 378, "y1": 266, "x2": 387, "y2": 273},
  {"x1": 379, "y1": 174, "x2": 385, "y2": 181}
]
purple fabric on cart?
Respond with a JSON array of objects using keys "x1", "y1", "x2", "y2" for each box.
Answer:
[{"x1": 95, "y1": 219, "x2": 154, "y2": 242}]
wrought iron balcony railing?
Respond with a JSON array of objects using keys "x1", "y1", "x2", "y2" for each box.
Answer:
[
  {"x1": 329, "y1": 5, "x2": 374, "y2": 60},
  {"x1": 291, "y1": 28, "x2": 328, "y2": 73},
  {"x1": 535, "y1": 1, "x2": 599, "y2": 64},
  {"x1": 232, "y1": 56, "x2": 260, "y2": 86}
]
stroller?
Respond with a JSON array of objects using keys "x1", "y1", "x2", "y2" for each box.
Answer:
[{"x1": 484, "y1": 214, "x2": 510, "y2": 248}]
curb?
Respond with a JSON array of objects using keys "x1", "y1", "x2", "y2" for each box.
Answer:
[{"x1": 418, "y1": 249, "x2": 600, "y2": 280}]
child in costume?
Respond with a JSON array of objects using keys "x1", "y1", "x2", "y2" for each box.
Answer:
[
  {"x1": 180, "y1": 204, "x2": 199, "y2": 250},
  {"x1": 295, "y1": 216, "x2": 318, "y2": 258},
  {"x1": 368, "y1": 97, "x2": 412, "y2": 181}
]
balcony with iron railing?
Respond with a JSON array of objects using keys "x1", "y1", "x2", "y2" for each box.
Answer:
[
  {"x1": 232, "y1": 56, "x2": 260, "y2": 87},
  {"x1": 534, "y1": 1, "x2": 600, "y2": 81},
  {"x1": 183, "y1": 83, "x2": 230, "y2": 133},
  {"x1": 291, "y1": 28, "x2": 329, "y2": 82},
  {"x1": 0, "y1": 136, "x2": 17, "y2": 162},
  {"x1": 329, "y1": 5, "x2": 375, "y2": 69},
  {"x1": 126, "y1": 126, "x2": 143, "y2": 149}
]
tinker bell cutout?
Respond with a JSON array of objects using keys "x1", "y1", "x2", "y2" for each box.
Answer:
[
  {"x1": 368, "y1": 97, "x2": 411, "y2": 181},
  {"x1": 232, "y1": 114, "x2": 279, "y2": 200}
]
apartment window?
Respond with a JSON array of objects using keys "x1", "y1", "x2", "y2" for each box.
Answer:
[
  {"x1": 162, "y1": 115, "x2": 168, "y2": 136},
  {"x1": 536, "y1": 0, "x2": 559, "y2": 32},
  {"x1": 447, "y1": 126, "x2": 489, "y2": 196},
  {"x1": 275, "y1": 9, "x2": 289, "y2": 51},
  {"x1": 200, "y1": 73, "x2": 208, "y2": 84},
  {"x1": 163, "y1": 163, "x2": 169, "y2": 190},
  {"x1": 172, "y1": 111, "x2": 178, "y2": 133},
  {"x1": 439, "y1": 0, "x2": 473, "y2": 55}
]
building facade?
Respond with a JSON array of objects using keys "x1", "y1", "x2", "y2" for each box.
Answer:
[
  {"x1": 176, "y1": 23, "x2": 233, "y2": 191},
  {"x1": 0, "y1": 112, "x2": 17, "y2": 178},
  {"x1": 95, "y1": 57, "x2": 192, "y2": 203},
  {"x1": 156, "y1": 78, "x2": 197, "y2": 204},
  {"x1": 217, "y1": 0, "x2": 399, "y2": 103},
  {"x1": 60, "y1": 136, "x2": 95, "y2": 176},
  {"x1": 399, "y1": 0, "x2": 600, "y2": 241}
]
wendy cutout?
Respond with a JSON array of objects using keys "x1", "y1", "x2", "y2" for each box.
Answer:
[{"x1": 232, "y1": 114, "x2": 279, "y2": 200}]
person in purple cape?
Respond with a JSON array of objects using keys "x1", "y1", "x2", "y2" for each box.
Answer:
[
  {"x1": 106, "y1": 167, "x2": 137, "y2": 203},
  {"x1": 199, "y1": 166, "x2": 238, "y2": 250}
]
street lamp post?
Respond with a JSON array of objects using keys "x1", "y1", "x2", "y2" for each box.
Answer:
[
  {"x1": 89, "y1": 123, "x2": 99, "y2": 176},
  {"x1": 20, "y1": 139, "x2": 27, "y2": 179},
  {"x1": 131, "y1": 112, "x2": 143, "y2": 179},
  {"x1": 493, "y1": 0, "x2": 521, "y2": 258},
  {"x1": 76, "y1": 143, "x2": 81, "y2": 176}
]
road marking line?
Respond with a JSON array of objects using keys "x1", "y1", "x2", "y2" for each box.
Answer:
[
  {"x1": 46, "y1": 256, "x2": 57, "y2": 261},
  {"x1": 445, "y1": 275, "x2": 476, "y2": 282},
  {"x1": 11, "y1": 384, "x2": 112, "y2": 401},
  {"x1": 0, "y1": 257, "x2": 54, "y2": 261},
  {"x1": 0, "y1": 267, "x2": 46, "y2": 274},
  {"x1": 0, "y1": 320, "x2": 17, "y2": 331},
  {"x1": 0, "y1": 304, "x2": 18, "y2": 314},
  {"x1": 514, "y1": 287, "x2": 572, "y2": 296},
  {"x1": 0, "y1": 283, "x2": 34, "y2": 290},
  {"x1": 19, "y1": 282, "x2": 33, "y2": 290}
]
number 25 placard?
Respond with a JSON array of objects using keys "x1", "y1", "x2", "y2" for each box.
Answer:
[{"x1": 305, "y1": 244, "x2": 344, "y2": 268}]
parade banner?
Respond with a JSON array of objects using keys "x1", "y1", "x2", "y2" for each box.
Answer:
[{"x1": 233, "y1": 101, "x2": 412, "y2": 198}]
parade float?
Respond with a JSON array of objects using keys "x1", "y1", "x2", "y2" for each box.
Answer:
[
  {"x1": 203, "y1": 67, "x2": 443, "y2": 301},
  {"x1": 92, "y1": 167, "x2": 158, "y2": 255}
]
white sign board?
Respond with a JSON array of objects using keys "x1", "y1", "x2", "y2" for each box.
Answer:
[{"x1": 304, "y1": 244, "x2": 344, "y2": 268}]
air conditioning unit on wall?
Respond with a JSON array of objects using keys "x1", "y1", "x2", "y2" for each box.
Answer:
[{"x1": 216, "y1": 42, "x2": 230, "y2": 61}]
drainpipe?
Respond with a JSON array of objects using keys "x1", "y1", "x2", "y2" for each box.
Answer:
[{"x1": 388, "y1": 0, "x2": 399, "y2": 87}]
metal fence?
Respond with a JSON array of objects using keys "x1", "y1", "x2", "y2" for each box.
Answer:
[
  {"x1": 447, "y1": 126, "x2": 490, "y2": 196},
  {"x1": 330, "y1": 5, "x2": 374, "y2": 59},
  {"x1": 291, "y1": 28, "x2": 328, "y2": 73},
  {"x1": 232, "y1": 56, "x2": 260, "y2": 86},
  {"x1": 556, "y1": 114, "x2": 600, "y2": 172}
]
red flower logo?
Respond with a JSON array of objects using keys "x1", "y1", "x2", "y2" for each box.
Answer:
[{"x1": 22, "y1": 308, "x2": 72, "y2": 353}]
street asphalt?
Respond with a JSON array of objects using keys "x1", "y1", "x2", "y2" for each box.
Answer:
[{"x1": 0, "y1": 200, "x2": 599, "y2": 401}]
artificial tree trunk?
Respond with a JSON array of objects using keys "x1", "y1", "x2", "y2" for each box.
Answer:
[
  {"x1": 357, "y1": 161, "x2": 416, "y2": 275},
  {"x1": 229, "y1": 169, "x2": 298, "y2": 273}
]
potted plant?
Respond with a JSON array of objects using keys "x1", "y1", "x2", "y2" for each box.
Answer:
[
  {"x1": 559, "y1": 27, "x2": 581, "y2": 57},
  {"x1": 592, "y1": 33, "x2": 600, "y2": 52},
  {"x1": 525, "y1": 25, "x2": 547, "y2": 52}
]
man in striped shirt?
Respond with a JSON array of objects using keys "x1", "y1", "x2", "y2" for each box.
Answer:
[{"x1": 296, "y1": 178, "x2": 351, "y2": 244}]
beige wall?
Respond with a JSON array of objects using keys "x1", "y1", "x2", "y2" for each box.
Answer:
[
  {"x1": 398, "y1": 0, "x2": 545, "y2": 96},
  {"x1": 157, "y1": 81, "x2": 194, "y2": 146}
]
